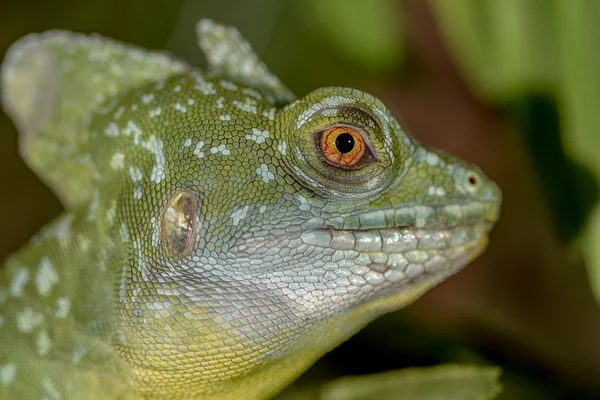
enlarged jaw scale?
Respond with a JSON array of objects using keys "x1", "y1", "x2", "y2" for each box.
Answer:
[{"x1": 0, "y1": 18, "x2": 501, "y2": 400}]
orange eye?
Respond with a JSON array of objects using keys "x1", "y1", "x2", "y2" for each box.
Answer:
[{"x1": 320, "y1": 126, "x2": 366, "y2": 168}]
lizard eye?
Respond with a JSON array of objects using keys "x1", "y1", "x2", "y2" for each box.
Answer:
[
  {"x1": 161, "y1": 189, "x2": 197, "y2": 258},
  {"x1": 318, "y1": 124, "x2": 370, "y2": 168},
  {"x1": 288, "y1": 90, "x2": 396, "y2": 197}
]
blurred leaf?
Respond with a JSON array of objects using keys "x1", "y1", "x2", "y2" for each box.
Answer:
[
  {"x1": 506, "y1": 95, "x2": 597, "y2": 243},
  {"x1": 283, "y1": 364, "x2": 502, "y2": 400},
  {"x1": 300, "y1": 0, "x2": 403, "y2": 74},
  {"x1": 430, "y1": 0, "x2": 557, "y2": 99},
  {"x1": 555, "y1": 1, "x2": 600, "y2": 299},
  {"x1": 429, "y1": 0, "x2": 600, "y2": 300}
]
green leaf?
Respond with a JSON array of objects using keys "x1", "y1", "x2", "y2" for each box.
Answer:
[
  {"x1": 556, "y1": 1, "x2": 600, "y2": 298},
  {"x1": 430, "y1": 0, "x2": 600, "y2": 301},
  {"x1": 430, "y1": 0, "x2": 557, "y2": 100},
  {"x1": 301, "y1": 0, "x2": 403, "y2": 74},
  {"x1": 319, "y1": 364, "x2": 502, "y2": 400}
]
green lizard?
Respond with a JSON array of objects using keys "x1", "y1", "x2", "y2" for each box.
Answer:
[{"x1": 0, "y1": 19, "x2": 501, "y2": 399}]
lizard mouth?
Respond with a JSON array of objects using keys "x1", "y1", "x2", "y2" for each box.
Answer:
[
  {"x1": 237, "y1": 201, "x2": 498, "y2": 287},
  {"x1": 299, "y1": 221, "x2": 493, "y2": 286},
  {"x1": 296, "y1": 198, "x2": 500, "y2": 288},
  {"x1": 308, "y1": 220, "x2": 494, "y2": 253}
]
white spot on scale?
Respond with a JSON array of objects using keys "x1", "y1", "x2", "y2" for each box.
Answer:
[
  {"x1": 183, "y1": 138, "x2": 192, "y2": 147},
  {"x1": 245, "y1": 128, "x2": 270, "y2": 144},
  {"x1": 55, "y1": 297, "x2": 71, "y2": 319},
  {"x1": 77, "y1": 234, "x2": 90, "y2": 252},
  {"x1": 193, "y1": 72, "x2": 216, "y2": 95},
  {"x1": 141, "y1": 93, "x2": 155, "y2": 104},
  {"x1": 104, "y1": 122, "x2": 119, "y2": 137},
  {"x1": 262, "y1": 107, "x2": 276, "y2": 120},
  {"x1": 193, "y1": 141, "x2": 205, "y2": 158},
  {"x1": 0, "y1": 363, "x2": 16, "y2": 386},
  {"x1": 106, "y1": 201, "x2": 117, "y2": 224},
  {"x1": 259, "y1": 205, "x2": 267, "y2": 213},
  {"x1": 16, "y1": 308, "x2": 43, "y2": 333},
  {"x1": 425, "y1": 152, "x2": 440, "y2": 167},
  {"x1": 173, "y1": 85, "x2": 182, "y2": 92},
  {"x1": 110, "y1": 152, "x2": 125, "y2": 170},
  {"x1": 233, "y1": 98, "x2": 258, "y2": 114},
  {"x1": 219, "y1": 80, "x2": 238, "y2": 91},
  {"x1": 151, "y1": 216, "x2": 160, "y2": 247},
  {"x1": 72, "y1": 344, "x2": 88, "y2": 365},
  {"x1": 210, "y1": 144, "x2": 231, "y2": 156},
  {"x1": 277, "y1": 141, "x2": 288, "y2": 155},
  {"x1": 427, "y1": 185, "x2": 446, "y2": 197},
  {"x1": 41, "y1": 377, "x2": 60, "y2": 400},
  {"x1": 36, "y1": 330, "x2": 52, "y2": 356},
  {"x1": 114, "y1": 106, "x2": 125, "y2": 119},
  {"x1": 219, "y1": 114, "x2": 232, "y2": 121},
  {"x1": 36, "y1": 256, "x2": 59, "y2": 296},
  {"x1": 129, "y1": 167, "x2": 143, "y2": 183},
  {"x1": 131, "y1": 104, "x2": 138, "y2": 111},
  {"x1": 187, "y1": 98, "x2": 196, "y2": 106},
  {"x1": 216, "y1": 97, "x2": 224, "y2": 109},
  {"x1": 149, "y1": 107, "x2": 162, "y2": 118},
  {"x1": 174, "y1": 102, "x2": 187, "y2": 113},
  {"x1": 256, "y1": 164, "x2": 275, "y2": 183},
  {"x1": 143, "y1": 136, "x2": 166, "y2": 184},
  {"x1": 230, "y1": 206, "x2": 250, "y2": 226},
  {"x1": 123, "y1": 120, "x2": 143, "y2": 145},
  {"x1": 120, "y1": 223, "x2": 130, "y2": 243},
  {"x1": 295, "y1": 194, "x2": 311, "y2": 211},
  {"x1": 9, "y1": 266, "x2": 29, "y2": 297}
]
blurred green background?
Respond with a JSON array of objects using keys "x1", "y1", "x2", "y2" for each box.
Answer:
[{"x1": 2, "y1": 0, "x2": 600, "y2": 399}]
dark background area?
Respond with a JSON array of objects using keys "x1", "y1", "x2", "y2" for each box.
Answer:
[{"x1": 2, "y1": 1, "x2": 600, "y2": 399}]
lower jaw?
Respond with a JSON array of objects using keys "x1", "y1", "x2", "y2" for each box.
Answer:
[
  {"x1": 447, "y1": 235, "x2": 489, "y2": 270},
  {"x1": 349, "y1": 235, "x2": 490, "y2": 320}
]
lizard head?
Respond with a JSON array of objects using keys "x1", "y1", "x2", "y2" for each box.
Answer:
[
  {"x1": 117, "y1": 80, "x2": 501, "y2": 397},
  {"x1": 276, "y1": 86, "x2": 501, "y2": 312},
  {"x1": 0, "y1": 21, "x2": 500, "y2": 399}
]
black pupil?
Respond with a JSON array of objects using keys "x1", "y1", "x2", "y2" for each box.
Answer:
[{"x1": 335, "y1": 132, "x2": 355, "y2": 154}]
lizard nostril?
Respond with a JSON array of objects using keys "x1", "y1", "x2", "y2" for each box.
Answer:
[{"x1": 460, "y1": 172, "x2": 481, "y2": 195}]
